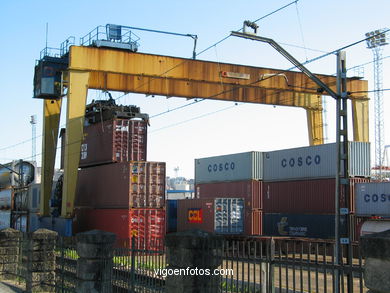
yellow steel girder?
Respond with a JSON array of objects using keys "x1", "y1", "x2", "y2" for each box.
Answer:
[
  {"x1": 58, "y1": 46, "x2": 369, "y2": 217},
  {"x1": 40, "y1": 99, "x2": 62, "y2": 216},
  {"x1": 62, "y1": 70, "x2": 89, "y2": 217}
]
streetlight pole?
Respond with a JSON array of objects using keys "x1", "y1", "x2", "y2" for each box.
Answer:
[{"x1": 231, "y1": 26, "x2": 352, "y2": 293}]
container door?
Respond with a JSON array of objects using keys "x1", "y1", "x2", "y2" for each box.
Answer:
[{"x1": 215, "y1": 198, "x2": 244, "y2": 234}]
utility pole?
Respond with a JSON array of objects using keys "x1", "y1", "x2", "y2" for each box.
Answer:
[
  {"x1": 365, "y1": 29, "x2": 388, "y2": 180},
  {"x1": 231, "y1": 22, "x2": 353, "y2": 293},
  {"x1": 30, "y1": 115, "x2": 37, "y2": 163}
]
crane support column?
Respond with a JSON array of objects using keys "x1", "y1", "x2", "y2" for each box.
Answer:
[
  {"x1": 306, "y1": 107, "x2": 324, "y2": 145},
  {"x1": 352, "y1": 99, "x2": 369, "y2": 142},
  {"x1": 40, "y1": 99, "x2": 62, "y2": 216},
  {"x1": 62, "y1": 70, "x2": 89, "y2": 218}
]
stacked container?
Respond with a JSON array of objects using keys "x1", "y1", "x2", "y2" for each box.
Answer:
[
  {"x1": 187, "y1": 142, "x2": 371, "y2": 239},
  {"x1": 262, "y1": 142, "x2": 371, "y2": 240},
  {"x1": 74, "y1": 118, "x2": 166, "y2": 249},
  {"x1": 194, "y1": 151, "x2": 263, "y2": 235}
]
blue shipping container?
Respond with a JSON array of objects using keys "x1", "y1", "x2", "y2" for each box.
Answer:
[
  {"x1": 166, "y1": 200, "x2": 178, "y2": 233},
  {"x1": 263, "y1": 214, "x2": 344, "y2": 239}
]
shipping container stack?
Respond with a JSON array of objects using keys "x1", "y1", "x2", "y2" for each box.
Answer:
[
  {"x1": 184, "y1": 142, "x2": 371, "y2": 240},
  {"x1": 262, "y1": 142, "x2": 371, "y2": 240},
  {"x1": 74, "y1": 101, "x2": 166, "y2": 250},
  {"x1": 188, "y1": 151, "x2": 264, "y2": 236}
]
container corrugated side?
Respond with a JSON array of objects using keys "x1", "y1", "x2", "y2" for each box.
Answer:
[
  {"x1": 195, "y1": 151, "x2": 263, "y2": 184},
  {"x1": 196, "y1": 180, "x2": 262, "y2": 209},
  {"x1": 177, "y1": 199, "x2": 215, "y2": 233},
  {"x1": 355, "y1": 182, "x2": 390, "y2": 216},
  {"x1": 177, "y1": 198, "x2": 258, "y2": 235},
  {"x1": 263, "y1": 142, "x2": 370, "y2": 181},
  {"x1": 79, "y1": 119, "x2": 148, "y2": 167},
  {"x1": 74, "y1": 208, "x2": 165, "y2": 250},
  {"x1": 263, "y1": 213, "x2": 337, "y2": 239},
  {"x1": 263, "y1": 178, "x2": 369, "y2": 214},
  {"x1": 214, "y1": 198, "x2": 244, "y2": 234},
  {"x1": 75, "y1": 161, "x2": 166, "y2": 208},
  {"x1": 166, "y1": 200, "x2": 178, "y2": 233}
]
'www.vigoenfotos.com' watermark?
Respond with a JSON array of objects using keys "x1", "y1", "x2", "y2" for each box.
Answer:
[{"x1": 154, "y1": 267, "x2": 234, "y2": 277}]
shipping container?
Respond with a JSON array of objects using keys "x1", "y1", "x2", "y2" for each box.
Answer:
[
  {"x1": 166, "y1": 200, "x2": 178, "y2": 233},
  {"x1": 74, "y1": 208, "x2": 165, "y2": 250},
  {"x1": 263, "y1": 178, "x2": 370, "y2": 214},
  {"x1": 79, "y1": 119, "x2": 147, "y2": 167},
  {"x1": 359, "y1": 220, "x2": 390, "y2": 237},
  {"x1": 176, "y1": 198, "x2": 261, "y2": 235},
  {"x1": 195, "y1": 152, "x2": 263, "y2": 184},
  {"x1": 75, "y1": 161, "x2": 165, "y2": 208},
  {"x1": 0, "y1": 189, "x2": 13, "y2": 209},
  {"x1": 196, "y1": 180, "x2": 262, "y2": 209},
  {"x1": 355, "y1": 182, "x2": 390, "y2": 216},
  {"x1": 263, "y1": 213, "x2": 339, "y2": 239},
  {"x1": 0, "y1": 211, "x2": 10, "y2": 230},
  {"x1": 263, "y1": 142, "x2": 371, "y2": 181}
]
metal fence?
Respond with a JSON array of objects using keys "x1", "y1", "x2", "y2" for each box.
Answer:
[
  {"x1": 218, "y1": 237, "x2": 367, "y2": 293},
  {"x1": 53, "y1": 237, "x2": 166, "y2": 293},
  {"x1": 111, "y1": 238, "x2": 166, "y2": 293},
  {"x1": 4, "y1": 234, "x2": 367, "y2": 293},
  {"x1": 55, "y1": 237, "x2": 78, "y2": 292}
]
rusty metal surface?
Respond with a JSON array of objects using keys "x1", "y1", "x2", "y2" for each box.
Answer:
[
  {"x1": 196, "y1": 180, "x2": 263, "y2": 209},
  {"x1": 263, "y1": 178, "x2": 370, "y2": 214},
  {"x1": 75, "y1": 161, "x2": 165, "y2": 208},
  {"x1": 68, "y1": 46, "x2": 368, "y2": 101},
  {"x1": 176, "y1": 198, "x2": 261, "y2": 235},
  {"x1": 80, "y1": 119, "x2": 147, "y2": 167}
]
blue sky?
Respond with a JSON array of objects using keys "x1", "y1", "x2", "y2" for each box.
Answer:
[{"x1": 0, "y1": 0, "x2": 389, "y2": 178}]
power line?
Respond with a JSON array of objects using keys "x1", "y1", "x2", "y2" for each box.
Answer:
[
  {"x1": 150, "y1": 103, "x2": 240, "y2": 133},
  {"x1": 349, "y1": 88, "x2": 390, "y2": 94},
  {"x1": 115, "y1": 1, "x2": 300, "y2": 103},
  {"x1": 2, "y1": 9, "x2": 384, "y2": 153}
]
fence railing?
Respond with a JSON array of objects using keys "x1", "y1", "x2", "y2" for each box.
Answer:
[
  {"x1": 0, "y1": 229, "x2": 369, "y2": 293},
  {"x1": 217, "y1": 237, "x2": 366, "y2": 293}
]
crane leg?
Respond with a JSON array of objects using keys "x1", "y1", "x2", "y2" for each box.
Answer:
[
  {"x1": 40, "y1": 99, "x2": 62, "y2": 216},
  {"x1": 61, "y1": 70, "x2": 89, "y2": 218},
  {"x1": 352, "y1": 99, "x2": 369, "y2": 142},
  {"x1": 306, "y1": 108, "x2": 324, "y2": 146}
]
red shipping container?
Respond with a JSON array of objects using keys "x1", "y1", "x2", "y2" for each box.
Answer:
[
  {"x1": 263, "y1": 178, "x2": 370, "y2": 214},
  {"x1": 195, "y1": 180, "x2": 263, "y2": 209},
  {"x1": 176, "y1": 198, "x2": 261, "y2": 236},
  {"x1": 74, "y1": 208, "x2": 165, "y2": 250},
  {"x1": 75, "y1": 161, "x2": 165, "y2": 208},
  {"x1": 79, "y1": 119, "x2": 147, "y2": 167}
]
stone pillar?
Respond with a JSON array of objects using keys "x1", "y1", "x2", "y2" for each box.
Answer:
[
  {"x1": 75, "y1": 230, "x2": 116, "y2": 293},
  {"x1": 25, "y1": 228, "x2": 58, "y2": 292},
  {"x1": 165, "y1": 229, "x2": 223, "y2": 293},
  {"x1": 361, "y1": 229, "x2": 390, "y2": 293},
  {"x1": 0, "y1": 228, "x2": 22, "y2": 280}
]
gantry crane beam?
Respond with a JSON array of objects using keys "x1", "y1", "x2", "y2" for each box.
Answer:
[{"x1": 42, "y1": 45, "x2": 368, "y2": 217}]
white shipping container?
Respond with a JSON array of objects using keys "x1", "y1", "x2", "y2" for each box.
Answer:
[
  {"x1": 195, "y1": 151, "x2": 263, "y2": 184},
  {"x1": 355, "y1": 182, "x2": 390, "y2": 216},
  {"x1": 0, "y1": 211, "x2": 11, "y2": 230},
  {"x1": 263, "y1": 142, "x2": 370, "y2": 181}
]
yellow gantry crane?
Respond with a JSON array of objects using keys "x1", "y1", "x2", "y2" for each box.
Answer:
[{"x1": 34, "y1": 25, "x2": 369, "y2": 225}]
